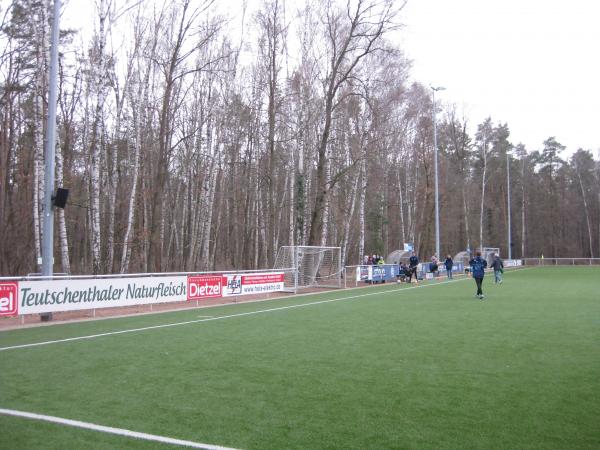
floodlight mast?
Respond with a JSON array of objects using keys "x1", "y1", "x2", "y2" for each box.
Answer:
[
  {"x1": 41, "y1": 0, "x2": 61, "y2": 321},
  {"x1": 431, "y1": 86, "x2": 445, "y2": 259},
  {"x1": 507, "y1": 151, "x2": 512, "y2": 259}
]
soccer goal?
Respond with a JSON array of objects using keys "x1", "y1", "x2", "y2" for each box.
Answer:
[
  {"x1": 273, "y1": 246, "x2": 342, "y2": 293},
  {"x1": 482, "y1": 247, "x2": 500, "y2": 265}
]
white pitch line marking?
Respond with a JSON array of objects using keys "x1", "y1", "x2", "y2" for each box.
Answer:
[
  {"x1": 0, "y1": 408, "x2": 239, "y2": 450},
  {"x1": 0, "y1": 268, "x2": 529, "y2": 352}
]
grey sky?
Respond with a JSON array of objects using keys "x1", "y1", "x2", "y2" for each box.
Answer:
[
  {"x1": 400, "y1": 0, "x2": 600, "y2": 155},
  {"x1": 63, "y1": 0, "x2": 599, "y2": 155}
]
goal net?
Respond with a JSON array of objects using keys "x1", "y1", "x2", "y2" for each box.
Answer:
[
  {"x1": 481, "y1": 247, "x2": 500, "y2": 265},
  {"x1": 273, "y1": 246, "x2": 342, "y2": 292}
]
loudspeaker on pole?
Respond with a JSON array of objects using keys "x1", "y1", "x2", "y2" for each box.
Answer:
[{"x1": 52, "y1": 187, "x2": 69, "y2": 209}]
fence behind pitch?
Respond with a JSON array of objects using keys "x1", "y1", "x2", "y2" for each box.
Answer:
[{"x1": 523, "y1": 258, "x2": 600, "y2": 266}]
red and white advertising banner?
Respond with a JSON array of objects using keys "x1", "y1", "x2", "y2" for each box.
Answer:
[
  {"x1": 223, "y1": 272, "x2": 285, "y2": 296},
  {"x1": 192, "y1": 272, "x2": 285, "y2": 298},
  {"x1": 0, "y1": 282, "x2": 19, "y2": 317},
  {"x1": 187, "y1": 275, "x2": 224, "y2": 300},
  {"x1": 1, "y1": 272, "x2": 286, "y2": 317}
]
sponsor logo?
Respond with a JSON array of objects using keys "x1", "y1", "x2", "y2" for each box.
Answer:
[
  {"x1": 225, "y1": 275, "x2": 242, "y2": 295},
  {"x1": 358, "y1": 266, "x2": 370, "y2": 281},
  {"x1": 0, "y1": 282, "x2": 18, "y2": 316},
  {"x1": 373, "y1": 267, "x2": 385, "y2": 276},
  {"x1": 187, "y1": 275, "x2": 223, "y2": 300}
]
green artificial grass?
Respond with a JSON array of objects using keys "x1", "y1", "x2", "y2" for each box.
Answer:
[{"x1": 1, "y1": 266, "x2": 599, "y2": 449}]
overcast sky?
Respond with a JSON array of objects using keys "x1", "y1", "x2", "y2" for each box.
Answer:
[
  {"x1": 62, "y1": 0, "x2": 599, "y2": 156},
  {"x1": 399, "y1": 0, "x2": 600, "y2": 155}
]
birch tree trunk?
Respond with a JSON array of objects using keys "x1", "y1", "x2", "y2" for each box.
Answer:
[
  {"x1": 120, "y1": 87, "x2": 142, "y2": 273},
  {"x1": 55, "y1": 135, "x2": 70, "y2": 273},
  {"x1": 479, "y1": 135, "x2": 488, "y2": 251},
  {"x1": 462, "y1": 185, "x2": 471, "y2": 252},
  {"x1": 120, "y1": 9, "x2": 157, "y2": 273},
  {"x1": 200, "y1": 149, "x2": 218, "y2": 271},
  {"x1": 289, "y1": 147, "x2": 295, "y2": 245},
  {"x1": 342, "y1": 173, "x2": 359, "y2": 266},
  {"x1": 358, "y1": 155, "x2": 367, "y2": 263},
  {"x1": 396, "y1": 162, "x2": 405, "y2": 245},
  {"x1": 89, "y1": 0, "x2": 110, "y2": 274},
  {"x1": 259, "y1": 0, "x2": 283, "y2": 265},
  {"x1": 275, "y1": 173, "x2": 289, "y2": 253},
  {"x1": 107, "y1": 56, "x2": 134, "y2": 273},
  {"x1": 574, "y1": 158, "x2": 594, "y2": 257},
  {"x1": 320, "y1": 145, "x2": 331, "y2": 247},
  {"x1": 33, "y1": 3, "x2": 49, "y2": 271}
]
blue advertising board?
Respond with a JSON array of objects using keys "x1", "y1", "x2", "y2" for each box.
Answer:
[{"x1": 356, "y1": 265, "x2": 398, "y2": 283}]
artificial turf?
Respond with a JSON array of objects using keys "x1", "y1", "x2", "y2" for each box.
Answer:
[{"x1": 1, "y1": 266, "x2": 599, "y2": 449}]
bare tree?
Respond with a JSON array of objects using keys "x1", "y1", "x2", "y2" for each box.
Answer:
[
  {"x1": 573, "y1": 151, "x2": 594, "y2": 257},
  {"x1": 147, "y1": 0, "x2": 220, "y2": 272},
  {"x1": 475, "y1": 119, "x2": 493, "y2": 251},
  {"x1": 307, "y1": 0, "x2": 400, "y2": 245}
]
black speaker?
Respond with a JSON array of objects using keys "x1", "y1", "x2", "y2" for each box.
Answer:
[{"x1": 53, "y1": 188, "x2": 69, "y2": 209}]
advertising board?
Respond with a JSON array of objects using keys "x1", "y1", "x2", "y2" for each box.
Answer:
[
  {"x1": 1, "y1": 271, "x2": 286, "y2": 316},
  {"x1": 504, "y1": 259, "x2": 523, "y2": 267},
  {"x1": 9, "y1": 276, "x2": 187, "y2": 316},
  {"x1": 355, "y1": 265, "x2": 397, "y2": 283}
]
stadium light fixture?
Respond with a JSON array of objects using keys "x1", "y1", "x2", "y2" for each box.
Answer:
[{"x1": 431, "y1": 86, "x2": 445, "y2": 259}]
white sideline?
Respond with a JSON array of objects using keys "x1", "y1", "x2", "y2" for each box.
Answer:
[
  {"x1": 0, "y1": 269, "x2": 528, "y2": 352},
  {"x1": 0, "y1": 408, "x2": 238, "y2": 450}
]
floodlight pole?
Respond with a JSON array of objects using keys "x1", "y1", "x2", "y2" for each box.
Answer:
[
  {"x1": 431, "y1": 86, "x2": 445, "y2": 259},
  {"x1": 41, "y1": 0, "x2": 61, "y2": 320},
  {"x1": 507, "y1": 151, "x2": 512, "y2": 259}
]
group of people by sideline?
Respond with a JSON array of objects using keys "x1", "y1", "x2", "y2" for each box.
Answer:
[
  {"x1": 392, "y1": 250, "x2": 505, "y2": 300},
  {"x1": 364, "y1": 254, "x2": 385, "y2": 265}
]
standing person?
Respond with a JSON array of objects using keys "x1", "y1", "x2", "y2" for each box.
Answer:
[
  {"x1": 444, "y1": 254, "x2": 454, "y2": 279},
  {"x1": 490, "y1": 253, "x2": 504, "y2": 284},
  {"x1": 430, "y1": 255, "x2": 439, "y2": 277},
  {"x1": 408, "y1": 251, "x2": 419, "y2": 284},
  {"x1": 469, "y1": 251, "x2": 488, "y2": 299}
]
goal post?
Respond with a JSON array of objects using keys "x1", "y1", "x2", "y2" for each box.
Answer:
[{"x1": 273, "y1": 246, "x2": 342, "y2": 293}]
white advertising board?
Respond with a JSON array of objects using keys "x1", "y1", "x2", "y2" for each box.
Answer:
[
  {"x1": 1, "y1": 272, "x2": 286, "y2": 317},
  {"x1": 2, "y1": 276, "x2": 187, "y2": 316},
  {"x1": 504, "y1": 259, "x2": 523, "y2": 267}
]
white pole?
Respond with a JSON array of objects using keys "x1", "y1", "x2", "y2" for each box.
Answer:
[
  {"x1": 431, "y1": 86, "x2": 445, "y2": 258},
  {"x1": 41, "y1": 0, "x2": 61, "y2": 321},
  {"x1": 507, "y1": 151, "x2": 512, "y2": 259}
]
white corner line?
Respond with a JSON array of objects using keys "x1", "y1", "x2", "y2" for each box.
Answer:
[
  {"x1": 0, "y1": 408, "x2": 239, "y2": 450},
  {"x1": 0, "y1": 268, "x2": 529, "y2": 352}
]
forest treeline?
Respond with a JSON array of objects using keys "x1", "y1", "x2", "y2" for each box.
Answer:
[{"x1": 1, "y1": 0, "x2": 599, "y2": 276}]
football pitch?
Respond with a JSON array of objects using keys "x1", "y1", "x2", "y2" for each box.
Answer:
[{"x1": 1, "y1": 266, "x2": 599, "y2": 449}]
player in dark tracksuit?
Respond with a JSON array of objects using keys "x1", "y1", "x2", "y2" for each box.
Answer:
[
  {"x1": 490, "y1": 254, "x2": 504, "y2": 284},
  {"x1": 444, "y1": 255, "x2": 454, "y2": 279},
  {"x1": 407, "y1": 252, "x2": 419, "y2": 283},
  {"x1": 469, "y1": 252, "x2": 488, "y2": 299}
]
